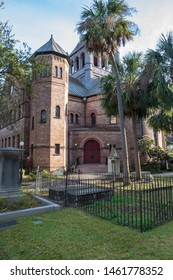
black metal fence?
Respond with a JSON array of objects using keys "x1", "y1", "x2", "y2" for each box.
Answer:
[
  {"x1": 75, "y1": 174, "x2": 173, "y2": 232},
  {"x1": 35, "y1": 172, "x2": 173, "y2": 232}
]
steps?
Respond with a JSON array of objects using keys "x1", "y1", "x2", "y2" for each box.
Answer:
[{"x1": 76, "y1": 164, "x2": 108, "y2": 174}]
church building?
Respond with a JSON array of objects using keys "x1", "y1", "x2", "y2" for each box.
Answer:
[{"x1": 0, "y1": 35, "x2": 166, "y2": 172}]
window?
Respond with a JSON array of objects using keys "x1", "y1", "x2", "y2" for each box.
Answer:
[
  {"x1": 71, "y1": 60, "x2": 74, "y2": 74},
  {"x1": 46, "y1": 68, "x2": 49, "y2": 76},
  {"x1": 41, "y1": 110, "x2": 46, "y2": 123},
  {"x1": 55, "y1": 144, "x2": 60, "y2": 155},
  {"x1": 91, "y1": 113, "x2": 96, "y2": 126},
  {"x1": 17, "y1": 135, "x2": 20, "y2": 148},
  {"x1": 81, "y1": 52, "x2": 85, "y2": 67},
  {"x1": 40, "y1": 68, "x2": 44, "y2": 77},
  {"x1": 75, "y1": 114, "x2": 79, "y2": 124},
  {"x1": 1, "y1": 139, "x2": 3, "y2": 148},
  {"x1": 12, "y1": 136, "x2": 15, "y2": 147},
  {"x1": 31, "y1": 117, "x2": 34, "y2": 129},
  {"x1": 5, "y1": 138, "x2": 7, "y2": 148},
  {"x1": 75, "y1": 57, "x2": 79, "y2": 71},
  {"x1": 8, "y1": 137, "x2": 11, "y2": 147},
  {"x1": 54, "y1": 66, "x2": 58, "y2": 77},
  {"x1": 94, "y1": 56, "x2": 98, "y2": 67},
  {"x1": 55, "y1": 106, "x2": 60, "y2": 118},
  {"x1": 59, "y1": 67, "x2": 63, "y2": 78},
  {"x1": 70, "y1": 113, "x2": 74, "y2": 123}
]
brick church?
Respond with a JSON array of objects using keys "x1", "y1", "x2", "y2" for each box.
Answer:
[{"x1": 0, "y1": 35, "x2": 166, "y2": 172}]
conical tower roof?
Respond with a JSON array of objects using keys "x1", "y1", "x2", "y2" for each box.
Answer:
[{"x1": 34, "y1": 35, "x2": 68, "y2": 58}]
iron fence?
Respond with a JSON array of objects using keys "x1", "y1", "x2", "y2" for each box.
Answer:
[
  {"x1": 35, "y1": 171, "x2": 173, "y2": 232},
  {"x1": 75, "y1": 175, "x2": 173, "y2": 232}
]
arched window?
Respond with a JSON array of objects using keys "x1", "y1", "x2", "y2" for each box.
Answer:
[
  {"x1": 71, "y1": 60, "x2": 74, "y2": 74},
  {"x1": 93, "y1": 56, "x2": 98, "y2": 67},
  {"x1": 75, "y1": 114, "x2": 79, "y2": 124},
  {"x1": 75, "y1": 57, "x2": 79, "y2": 71},
  {"x1": 55, "y1": 106, "x2": 60, "y2": 118},
  {"x1": 81, "y1": 52, "x2": 85, "y2": 68},
  {"x1": 70, "y1": 113, "x2": 74, "y2": 123},
  {"x1": 41, "y1": 110, "x2": 46, "y2": 123},
  {"x1": 91, "y1": 113, "x2": 96, "y2": 126},
  {"x1": 54, "y1": 66, "x2": 58, "y2": 77},
  {"x1": 59, "y1": 67, "x2": 63, "y2": 78},
  {"x1": 46, "y1": 68, "x2": 49, "y2": 76}
]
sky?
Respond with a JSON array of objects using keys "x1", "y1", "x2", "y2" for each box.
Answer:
[{"x1": 1, "y1": 0, "x2": 173, "y2": 58}]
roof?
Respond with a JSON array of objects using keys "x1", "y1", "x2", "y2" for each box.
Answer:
[
  {"x1": 69, "y1": 77, "x2": 88, "y2": 98},
  {"x1": 34, "y1": 35, "x2": 68, "y2": 58},
  {"x1": 70, "y1": 40, "x2": 85, "y2": 56},
  {"x1": 69, "y1": 76, "x2": 102, "y2": 98}
]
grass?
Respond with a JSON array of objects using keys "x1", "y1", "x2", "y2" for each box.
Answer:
[
  {"x1": 0, "y1": 194, "x2": 43, "y2": 212},
  {"x1": 0, "y1": 208, "x2": 173, "y2": 260}
]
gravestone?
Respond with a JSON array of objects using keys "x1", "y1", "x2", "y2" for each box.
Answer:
[
  {"x1": 0, "y1": 148, "x2": 23, "y2": 197},
  {"x1": 108, "y1": 146, "x2": 120, "y2": 175}
]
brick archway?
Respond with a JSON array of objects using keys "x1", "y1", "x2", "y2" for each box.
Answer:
[{"x1": 84, "y1": 140, "x2": 100, "y2": 163}]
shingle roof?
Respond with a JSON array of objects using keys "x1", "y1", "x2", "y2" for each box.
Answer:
[{"x1": 34, "y1": 35, "x2": 68, "y2": 58}]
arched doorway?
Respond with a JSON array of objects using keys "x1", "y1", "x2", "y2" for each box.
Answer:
[{"x1": 84, "y1": 140, "x2": 100, "y2": 163}]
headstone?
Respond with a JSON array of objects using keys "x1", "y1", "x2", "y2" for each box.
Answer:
[
  {"x1": 108, "y1": 147, "x2": 120, "y2": 175},
  {"x1": 36, "y1": 167, "x2": 42, "y2": 190},
  {"x1": 0, "y1": 148, "x2": 23, "y2": 197}
]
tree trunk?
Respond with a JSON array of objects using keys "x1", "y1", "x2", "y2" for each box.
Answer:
[
  {"x1": 110, "y1": 53, "x2": 131, "y2": 185},
  {"x1": 131, "y1": 112, "x2": 142, "y2": 180}
]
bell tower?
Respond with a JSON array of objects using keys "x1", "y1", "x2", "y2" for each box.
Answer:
[{"x1": 30, "y1": 35, "x2": 69, "y2": 171}]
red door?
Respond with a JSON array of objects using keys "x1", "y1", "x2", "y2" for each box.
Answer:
[{"x1": 84, "y1": 140, "x2": 100, "y2": 163}]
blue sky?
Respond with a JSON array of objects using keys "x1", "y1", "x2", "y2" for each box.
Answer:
[{"x1": 1, "y1": 0, "x2": 173, "y2": 57}]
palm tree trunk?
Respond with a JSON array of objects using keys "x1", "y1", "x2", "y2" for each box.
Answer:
[
  {"x1": 131, "y1": 112, "x2": 142, "y2": 180},
  {"x1": 110, "y1": 53, "x2": 131, "y2": 185}
]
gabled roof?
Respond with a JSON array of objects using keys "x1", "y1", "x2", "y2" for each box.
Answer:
[
  {"x1": 34, "y1": 35, "x2": 68, "y2": 58},
  {"x1": 70, "y1": 40, "x2": 85, "y2": 56}
]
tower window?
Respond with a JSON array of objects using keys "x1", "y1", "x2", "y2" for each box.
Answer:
[
  {"x1": 59, "y1": 67, "x2": 63, "y2": 78},
  {"x1": 54, "y1": 66, "x2": 58, "y2": 77},
  {"x1": 55, "y1": 106, "x2": 60, "y2": 118},
  {"x1": 91, "y1": 113, "x2": 96, "y2": 126},
  {"x1": 55, "y1": 144, "x2": 60, "y2": 155},
  {"x1": 75, "y1": 114, "x2": 79, "y2": 124},
  {"x1": 70, "y1": 113, "x2": 74, "y2": 123},
  {"x1": 41, "y1": 110, "x2": 46, "y2": 123}
]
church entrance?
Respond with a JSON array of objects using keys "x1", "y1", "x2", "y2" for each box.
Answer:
[{"x1": 84, "y1": 140, "x2": 100, "y2": 163}]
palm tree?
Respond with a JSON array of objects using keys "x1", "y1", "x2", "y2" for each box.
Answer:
[
  {"x1": 77, "y1": 0, "x2": 139, "y2": 183},
  {"x1": 143, "y1": 32, "x2": 173, "y2": 133},
  {"x1": 101, "y1": 52, "x2": 152, "y2": 179}
]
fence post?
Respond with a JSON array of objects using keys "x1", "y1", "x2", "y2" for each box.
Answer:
[
  {"x1": 64, "y1": 171, "x2": 68, "y2": 207},
  {"x1": 139, "y1": 187, "x2": 143, "y2": 232}
]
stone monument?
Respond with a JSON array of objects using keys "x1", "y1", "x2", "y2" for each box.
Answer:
[
  {"x1": 108, "y1": 146, "x2": 120, "y2": 175},
  {"x1": 0, "y1": 148, "x2": 23, "y2": 198}
]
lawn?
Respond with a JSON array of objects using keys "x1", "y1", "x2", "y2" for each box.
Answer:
[{"x1": 0, "y1": 208, "x2": 173, "y2": 260}]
